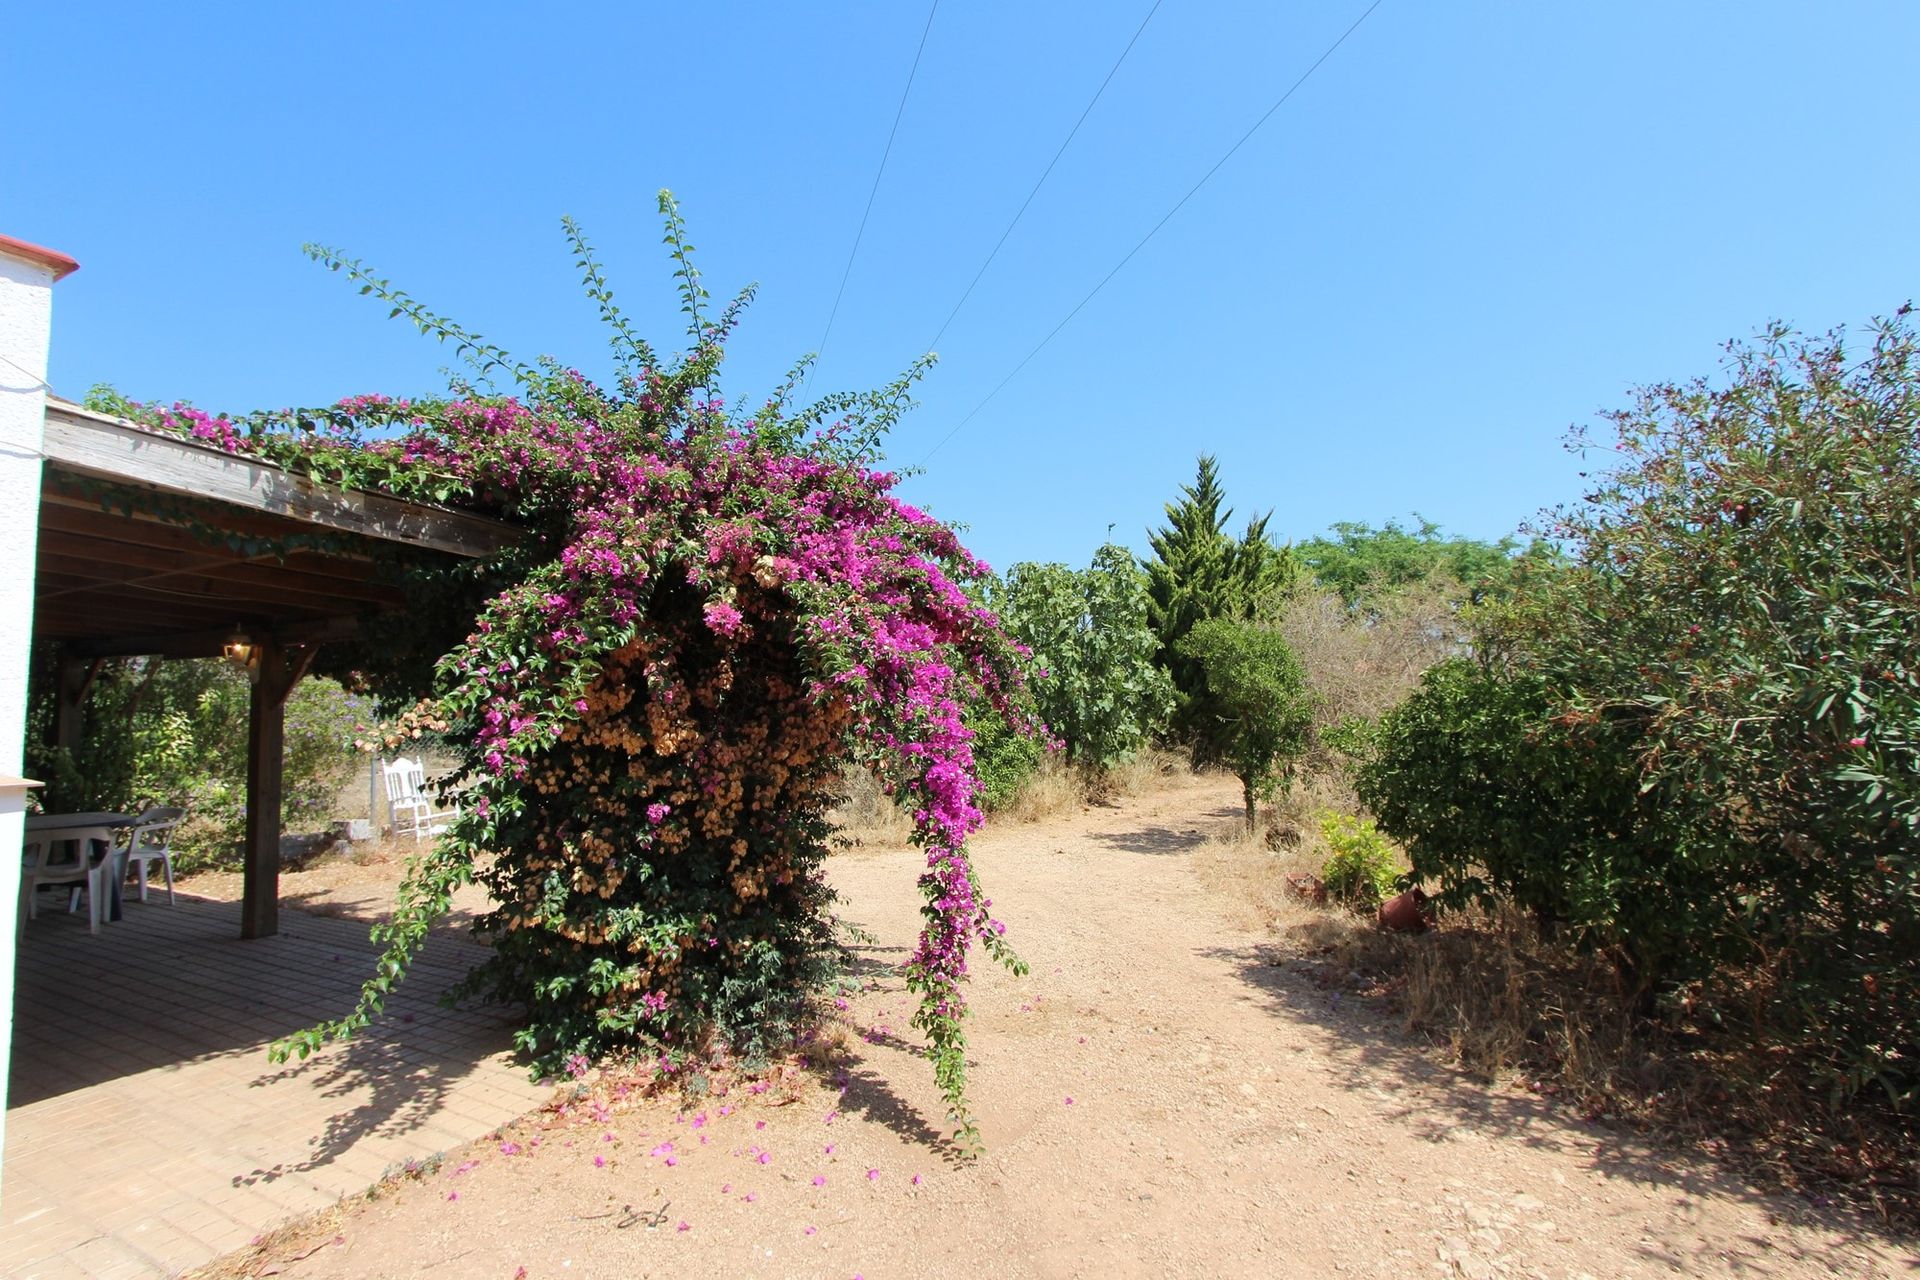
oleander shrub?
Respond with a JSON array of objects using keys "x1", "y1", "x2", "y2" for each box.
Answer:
[{"x1": 1358, "y1": 311, "x2": 1920, "y2": 1111}]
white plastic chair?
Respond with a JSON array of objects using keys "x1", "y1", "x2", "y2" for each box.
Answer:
[
  {"x1": 20, "y1": 826, "x2": 117, "y2": 934},
  {"x1": 118, "y1": 806, "x2": 186, "y2": 905},
  {"x1": 382, "y1": 757, "x2": 457, "y2": 843}
]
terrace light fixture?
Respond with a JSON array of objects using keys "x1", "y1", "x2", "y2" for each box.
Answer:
[{"x1": 222, "y1": 627, "x2": 259, "y2": 683}]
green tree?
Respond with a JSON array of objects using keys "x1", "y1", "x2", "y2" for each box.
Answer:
[
  {"x1": 1145, "y1": 456, "x2": 1296, "y2": 737},
  {"x1": 1295, "y1": 517, "x2": 1548, "y2": 606},
  {"x1": 992, "y1": 544, "x2": 1174, "y2": 769},
  {"x1": 1178, "y1": 619, "x2": 1314, "y2": 828}
]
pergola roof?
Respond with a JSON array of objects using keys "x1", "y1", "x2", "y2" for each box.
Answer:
[{"x1": 35, "y1": 399, "x2": 516, "y2": 658}]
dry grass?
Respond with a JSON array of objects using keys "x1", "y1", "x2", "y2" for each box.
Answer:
[
  {"x1": 827, "y1": 767, "x2": 914, "y2": 849},
  {"x1": 1400, "y1": 903, "x2": 1637, "y2": 1095},
  {"x1": 1191, "y1": 785, "x2": 1404, "y2": 980},
  {"x1": 1000, "y1": 758, "x2": 1085, "y2": 824}
]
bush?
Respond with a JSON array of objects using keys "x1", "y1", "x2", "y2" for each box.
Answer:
[
  {"x1": 968, "y1": 701, "x2": 1047, "y2": 811},
  {"x1": 1360, "y1": 311, "x2": 1920, "y2": 1111},
  {"x1": 244, "y1": 201, "x2": 1035, "y2": 1146},
  {"x1": 25, "y1": 655, "x2": 369, "y2": 872},
  {"x1": 1318, "y1": 812, "x2": 1399, "y2": 909},
  {"x1": 1354, "y1": 657, "x2": 1702, "y2": 972}
]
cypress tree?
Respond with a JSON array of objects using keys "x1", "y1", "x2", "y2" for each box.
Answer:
[{"x1": 1144, "y1": 455, "x2": 1296, "y2": 745}]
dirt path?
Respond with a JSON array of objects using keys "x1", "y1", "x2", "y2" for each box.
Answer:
[{"x1": 229, "y1": 773, "x2": 1911, "y2": 1279}]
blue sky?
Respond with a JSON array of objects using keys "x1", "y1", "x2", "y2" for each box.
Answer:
[{"x1": 7, "y1": 2, "x2": 1916, "y2": 575}]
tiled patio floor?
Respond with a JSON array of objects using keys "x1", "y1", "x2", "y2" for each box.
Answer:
[{"x1": 3, "y1": 894, "x2": 551, "y2": 1279}]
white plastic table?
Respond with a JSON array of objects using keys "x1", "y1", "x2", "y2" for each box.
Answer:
[{"x1": 25, "y1": 812, "x2": 135, "y2": 922}]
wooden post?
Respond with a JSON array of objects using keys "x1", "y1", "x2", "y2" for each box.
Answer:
[
  {"x1": 51, "y1": 654, "x2": 100, "y2": 756},
  {"x1": 241, "y1": 639, "x2": 290, "y2": 939}
]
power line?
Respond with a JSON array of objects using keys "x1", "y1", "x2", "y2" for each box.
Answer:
[
  {"x1": 918, "y1": 0, "x2": 1385, "y2": 466},
  {"x1": 924, "y1": 0, "x2": 1164, "y2": 354},
  {"x1": 816, "y1": 0, "x2": 941, "y2": 369}
]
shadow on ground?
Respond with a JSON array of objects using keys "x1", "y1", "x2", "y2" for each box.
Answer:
[{"x1": 1194, "y1": 939, "x2": 1917, "y2": 1270}]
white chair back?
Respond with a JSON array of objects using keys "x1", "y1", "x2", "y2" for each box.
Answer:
[{"x1": 383, "y1": 757, "x2": 428, "y2": 805}]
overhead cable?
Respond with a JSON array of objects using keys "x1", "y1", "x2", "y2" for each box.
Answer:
[
  {"x1": 924, "y1": 0, "x2": 1165, "y2": 354},
  {"x1": 917, "y1": 0, "x2": 1385, "y2": 465},
  {"x1": 816, "y1": 0, "x2": 942, "y2": 369}
]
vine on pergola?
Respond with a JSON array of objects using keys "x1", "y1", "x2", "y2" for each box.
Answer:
[{"x1": 141, "y1": 195, "x2": 1037, "y2": 1146}]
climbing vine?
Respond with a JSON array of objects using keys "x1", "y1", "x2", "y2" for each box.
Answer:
[{"x1": 126, "y1": 194, "x2": 1035, "y2": 1147}]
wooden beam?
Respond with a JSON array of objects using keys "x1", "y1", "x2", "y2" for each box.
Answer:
[
  {"x1": 242, "y1": 639, "x2": 291, "y2": 939},
  {"x1": 38, "y1": 502, "x2": 386, "y2": 585},
  {"x1": 36, "y1": 550, "x2": 405, "y2": 611},
  {"x1": 65, "y1": 615, "x2": 361, "y2": 661},
  {"x1": 43, "y1": 400, "x2": 518, "y2": 559}
]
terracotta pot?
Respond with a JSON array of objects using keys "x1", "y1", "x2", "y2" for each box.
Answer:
[{"x1": 1377, "y1": 887, "x2": 1433, "y2": 933}]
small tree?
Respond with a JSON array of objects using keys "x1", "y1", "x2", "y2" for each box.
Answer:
[
  {"x1": 993, "y1": 544, "x2": 1173, "y2": 770},
  {"x1": 1178, "y1": 619, "x2": 1314, "y2": 828}
]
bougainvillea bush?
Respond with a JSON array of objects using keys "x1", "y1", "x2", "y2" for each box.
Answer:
[{"x1": 137, "y1": 197, "x2": 1036, "y2": 1145}]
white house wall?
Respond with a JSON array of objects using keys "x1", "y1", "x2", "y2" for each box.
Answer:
[{"x1": 0, "y1": 242, "x2": 62, "y2": 1208}]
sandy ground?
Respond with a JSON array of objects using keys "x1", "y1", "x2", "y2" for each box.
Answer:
[{"x1": 200, "y1": 772, "x2": 1912, "y2": 1279}]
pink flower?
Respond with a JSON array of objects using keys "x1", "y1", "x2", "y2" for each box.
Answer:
[
  {"x1": 594, "y1": 1155, "x2": 606, "y2": 1168},
  {"x1": 677, "y1": 1221, "x2": 691, "y2": 1233},
  {"x1": 911, "y1": 1174, "x2": 922, "y2": 1186},
  {"x1": 812, "y1": 1175, "x2": 826, "y2": 1187},
  {"x1": 647, "y1": 802, "x2": 671, "y2": 824},
  {"x1": 498, "y1": 1141, "x2": 521, "y2": 1155},
  {"x1": 703, "y1": 600, "x2": 745, "y2": 636},
  {"x1": 865, "y1": 1168, "x2": 880, "y2": 1181},
  {"x1": 757, "y1": 1152, "x2": 772, "y2": 1165},
  {"x1": 446, "y1": 1191, "x2": 459, "y2": 1201},
  {"x1": 1064, "y1": 1096, "x2": 1074, "y2": 1106},
  {"x1": 804, "y1": 1225, "x2": 817, "y2": 1236},
  {"x1": 1850, "y1": 736, "x2": 1869, "y2": 747}
]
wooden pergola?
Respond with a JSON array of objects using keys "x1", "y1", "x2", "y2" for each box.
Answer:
[{"x1": 31, "y1": 398, "x2": 513, "y2": 938}]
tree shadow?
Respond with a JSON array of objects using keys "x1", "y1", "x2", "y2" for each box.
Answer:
[
  {"x1": 1195, "y1": 939, "x2": 1917, "y2": 1266},
  {"x1": 232, "y1": 1024, "x2": 484, "y2": 1186},
  {"x1": 1085, "y1": 806, "x2": 1239, "y2": 856}
]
